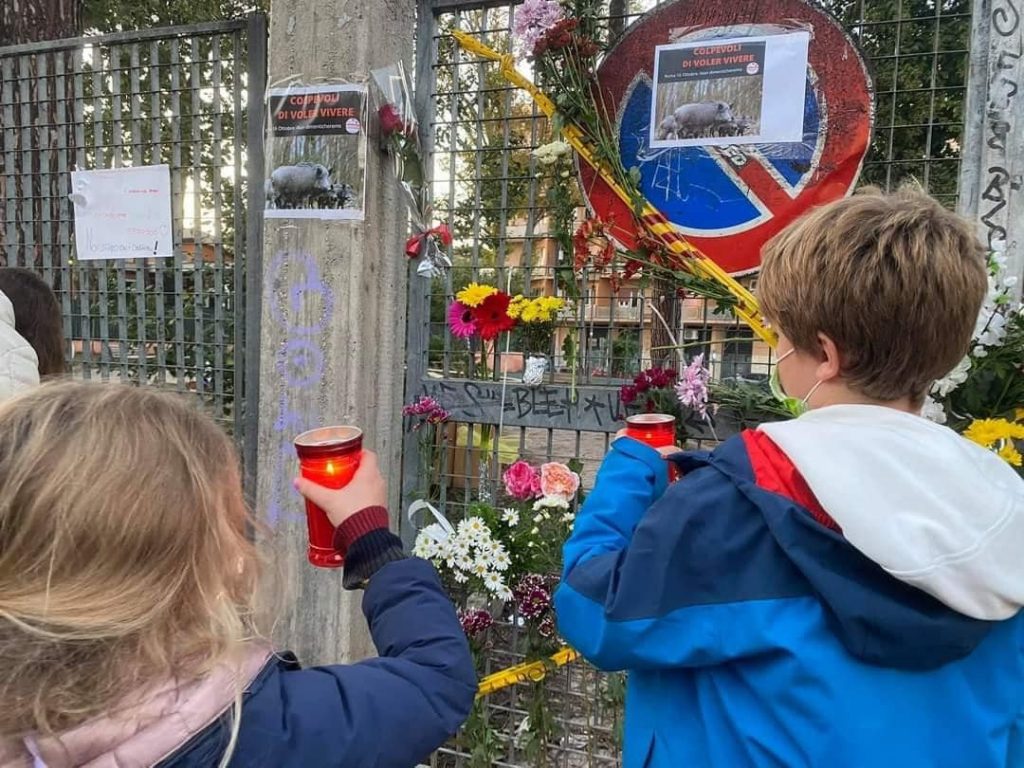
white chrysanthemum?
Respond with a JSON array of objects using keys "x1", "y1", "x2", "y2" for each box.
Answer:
[
  {"x1": 501, "y1": 507, "x2": 520, "y2": 526},
  {"x1": 458, "y1": 516, "x2": 489, "y2": 543},
  {"x1": 532, "y1": 140, "x2": 572, "y2": 166},
  {"x1": 475, "y1": 536, "x2": 498, "y2": 558},
  {"x1": 455, "y1": 553, "x2": 475, "y2": 572},
  {"x1": 920, "y1": 396, "x2": 947, "y2": 424},
  {"x1": 412, "y1": 535, "x2": 439, "y2": 560},
  {"x1": 472, "y1": 561, "x2": 489, "y2": 578},
  {"x1": 492, "y1": 548, "x2": 511, "y2": 571},
  {"x1": 483, "y1": 571, "x2": 506, "y2": 593},
  {"x1": 932, "y1": 355, "x2": 971, "y2": 398},
  {"x1": 561, "y1": 511, "x2": 576, "y2": 523},
  {"x1": 533, "y1": 495, "x2": 570, "y2": 512},
  {"x1": 495, "y1": 585, "x2": 514, "y2": 602}
]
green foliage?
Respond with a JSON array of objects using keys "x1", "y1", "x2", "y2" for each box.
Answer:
[
  {"x1": 610, "y1": 329, "x2": 640, "y2": 377},
  {"x1": 946, "y1": 312, "x2": 1024, "y2": 425},
  {"x1": 83, "y1": 0, "x2": 265, "y2": 32},
  {"x1": 710, "y1": 379, "x2": 795, "y2": 429},
  {"x1": 818, "y1": 0, "x2": 970, "y2": 201}
]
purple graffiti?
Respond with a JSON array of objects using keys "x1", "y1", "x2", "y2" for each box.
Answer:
[
  {"x1": 268, "y1": 251, "x2": 336, "y2": 334},
  {"x1": 266, "y1": 250, "x2": 334, "y2": 527},
  {"x1": 277, "y1": 338, "x2": 325, "y2": 389}
]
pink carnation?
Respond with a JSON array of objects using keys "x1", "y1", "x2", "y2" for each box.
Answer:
[
  {"x1": 540, "y1": 462, "x2": 580, "y2": 500},
  {"x1": 504, "y1": 460, "x2": 541, "y2": 500}
]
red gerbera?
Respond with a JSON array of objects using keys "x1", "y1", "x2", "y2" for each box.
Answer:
[{"x1": 471, "y1": 291, "x2": 516, "y2": 340}]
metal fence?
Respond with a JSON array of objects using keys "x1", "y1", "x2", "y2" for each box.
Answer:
[
  {"x1": 408, "y1": 0, "x2": 977, "y2": 765},
  {"x1": 0, "y1": 17, "x2": 266, "y2": 467}
]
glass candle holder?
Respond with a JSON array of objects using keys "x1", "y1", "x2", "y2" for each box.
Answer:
[
  {"x1": 625, "y1": 413, "x2": 676, "y2": 449},
  {"x1": 294, "y1": 426, "x2": 363, "y2": 568}
]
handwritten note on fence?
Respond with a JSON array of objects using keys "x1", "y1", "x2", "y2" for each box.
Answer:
[{"x1": 70, "y1": 165, "x2": 174, "y2": 261}]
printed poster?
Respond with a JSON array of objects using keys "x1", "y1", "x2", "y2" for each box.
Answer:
[
  {"x1": 69, "y1": 164, "x2": 174, "y2": 261},
  {"x1": 649, "y1": 32, "x2": 810, "y2": 148},
  {"x1": 265, "y1": 84, "x2": 367, "y2": 221}
]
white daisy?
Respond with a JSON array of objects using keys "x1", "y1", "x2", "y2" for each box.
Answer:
[
  {"x1": 455, "y1": 553, "x2": 475, "y2": 572},
  {"x1": 492, "y1": 549, "x2": 511, "y2": 572},
  {"x1": 483, "y1": 571, "x2": 506, "y2": 593},
  {"x1": 502, "y1": 508, "x2": 520, "y2": 526},
  {"x1": 458, "y1": 516, "x2": 488, "y2": 541}
]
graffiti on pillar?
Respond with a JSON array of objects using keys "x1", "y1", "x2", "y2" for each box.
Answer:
[
  {"x1": 980, "y1": 0, "x2": 1023, "y2": 250},
  {"x1": 265, "y1": 250, "x2": 334, "y2": 526}
]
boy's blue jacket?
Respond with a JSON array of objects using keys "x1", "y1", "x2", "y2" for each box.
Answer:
[{"x1": 554, "y1": 405, "x2": 1024, "y2": 768}]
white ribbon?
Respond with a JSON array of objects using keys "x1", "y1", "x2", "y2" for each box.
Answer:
[{"x1": 407, "y1": 499, "x2": 455, "y2": 542}]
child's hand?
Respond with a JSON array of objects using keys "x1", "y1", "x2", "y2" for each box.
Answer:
[
  {"x1": 613, "y1": 429, "x2": 683, "y2": 458},
  {"x1": 294, "y1": 451, "x2": 388, "y2": 527}
]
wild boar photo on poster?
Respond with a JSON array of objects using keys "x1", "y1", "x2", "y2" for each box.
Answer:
[
  {"x1": 650, "y1": 31, "x2": 809, "y2": 148},
  {"x1": 265, "y1": 84, "x2": 367, "y2": 220}
]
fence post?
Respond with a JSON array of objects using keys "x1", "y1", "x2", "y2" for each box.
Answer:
[
  {"x1": 957, "y1": 0, "x2": 1024, "y2": 290},
  {"x1": 254, "y1": 0, "x2": 415, "y2": 664},
  {"x1": 242, "y1": 12, "x2": 267, "y2": 506}
]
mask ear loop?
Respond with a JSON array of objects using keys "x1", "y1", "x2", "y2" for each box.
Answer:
[{"x1": 801, "y1": 378, "x2": 825, "y2": 408}]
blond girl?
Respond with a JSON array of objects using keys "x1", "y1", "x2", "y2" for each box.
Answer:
[{"x1": 0, "y1": 381, "x2": 476, "y2": 767}]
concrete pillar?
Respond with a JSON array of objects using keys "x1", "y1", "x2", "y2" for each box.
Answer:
[
  {"x1": 958, "y1": 0, "x2": 1024, "y2": 292},
  {"x1": 254, "y1": 0, "x2": 414, "y2": 664}
]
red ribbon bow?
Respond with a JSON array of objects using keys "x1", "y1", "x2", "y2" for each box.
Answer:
[{"x1": 405, "y1": 224, "x2": 453, "y2": 259}]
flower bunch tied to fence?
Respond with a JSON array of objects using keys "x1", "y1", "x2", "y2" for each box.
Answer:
[
  {"x1": 371, "y1": 62, "x2": 452, "y2": 278},
  {"x1": 449, "y1": 282, "x2": 568, "y2": 384},
  {"x1": 412, "y1": 457, "x2": 583, "y2": 764},
  {"x1": 923, "y1": 248, "x2": 1024, "y2": 473},
  {"x1": 473, "y1": 0, "x2": 771, "y2": 340}
]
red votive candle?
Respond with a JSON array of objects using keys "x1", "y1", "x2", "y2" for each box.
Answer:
[
  {"x1": 625, "y1": 413, "x2": 676, "y2": 448},
  {"x1": 294, "y1": 426, "x2": 363, "y2": 568},
  {"x1": 625, "y1": 414, "x2": 680, "y2": 482}
]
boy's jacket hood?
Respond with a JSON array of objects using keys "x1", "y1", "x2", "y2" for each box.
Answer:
[{"x1": 698, "y1": 405, "x2": 1024, "y2": 669}]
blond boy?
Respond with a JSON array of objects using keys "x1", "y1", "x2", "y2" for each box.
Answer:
[{"x1": 555, "y1": 189, "x2": 1024, "y2": 768}]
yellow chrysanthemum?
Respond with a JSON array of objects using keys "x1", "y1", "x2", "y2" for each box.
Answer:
[
  {"x1": 963, "y1": 418, "x2": 1024, "y2": 448},
  {"x1": 456, "y1": 282, "x2": 498, "y2": 308},
  {"x1": 998, "y1": 442, "x2": 1023, "y2": 467},
  {"x1": 521, "y1": 302, "x2": 542, "y2": 324},
  {"x1": 507, "y1": 295, "x2": 527, "y2": 320}
]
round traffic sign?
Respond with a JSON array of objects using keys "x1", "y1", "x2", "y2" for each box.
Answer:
[{"x1": 580, "y1": 0, "x2": 874, "y2": 275}]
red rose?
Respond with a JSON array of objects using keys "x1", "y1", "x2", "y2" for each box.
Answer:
[{"x1": 378, "y1": 103, "x2": 405, "y2": 137}]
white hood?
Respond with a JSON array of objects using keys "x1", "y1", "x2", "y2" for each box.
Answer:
[
  {"x1": 760, "y1": 405, "x2": 1024, "y2": 621},
  {"x1": 0, "y1": 290, "x2": 39, "y2": 402}
]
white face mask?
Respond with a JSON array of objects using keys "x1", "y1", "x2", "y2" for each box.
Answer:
[{"x1": 770, "y1": 347, "x2": 824, "y2": 416}]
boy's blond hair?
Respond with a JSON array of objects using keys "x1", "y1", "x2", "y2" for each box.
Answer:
[
  {"x1": 758, "y1": 187, "x2": 988, "y2": 402},
  {"x1": 0, "y1": 382, "x2": 265, "y2": 754}
]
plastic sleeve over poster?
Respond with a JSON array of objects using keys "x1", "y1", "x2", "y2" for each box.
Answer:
[
  {"x1": 264, "y1": 83, "x2": 368, "y2": 221},
  {"x1": 649, "y1": 31, "x2": 810, "y2": 148}
]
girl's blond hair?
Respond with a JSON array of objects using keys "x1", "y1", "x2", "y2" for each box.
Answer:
[{"x1": 0, "y1": 381, "x2": 263, "y2": 743}]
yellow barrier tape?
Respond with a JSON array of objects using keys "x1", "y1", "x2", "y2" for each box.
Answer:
[
  {"x1": 476, "y1": 647, "x2": 581, "y2": 698},
  {"x1": 450, "y1": 29, "x2": 777, "y2": 348}
]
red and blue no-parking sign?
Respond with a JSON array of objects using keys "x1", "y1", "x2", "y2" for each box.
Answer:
[{"x1": 580, "y1": 0, "x2": 874, "y2": 275}]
